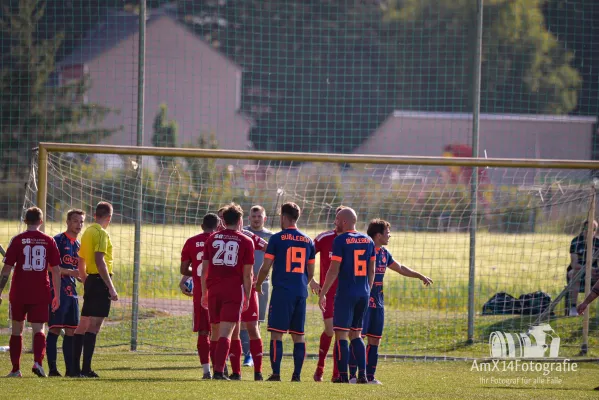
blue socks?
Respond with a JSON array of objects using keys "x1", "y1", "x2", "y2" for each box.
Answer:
[
  {"x1": 270, "y1": 340, "x2": 283, "y2": 375},
  {"x1": 292, "y1": 342, "x2": 305, "y2": 376},
  {"x1": 366, "y1": 344, "x2": 379, "y2": 381},
  {"x1": 46, "y1": 332, "x2": 59, "y2": 371},
  {"x1": 351, "y1": 338, "x2": 366, "y2": 378},
  {"x1": 338, "y1": 340, "x2": 349, "y2": 380}
]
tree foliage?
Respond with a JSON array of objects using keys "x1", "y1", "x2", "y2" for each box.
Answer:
[
  {"x1": 151, "y1": 103, "x2": 178, "y2": 168},
  {"x1": 0, "y1": 0, "x2": 117, "y2": 178}
]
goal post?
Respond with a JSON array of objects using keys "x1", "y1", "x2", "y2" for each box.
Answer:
[{"x1": 32, "y1": 142, "x2": 599, "y2": 358}]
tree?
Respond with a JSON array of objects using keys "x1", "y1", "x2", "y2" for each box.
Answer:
[
  {"x1": 0, "y1": 0, "x2": 116, "y2": 179},
  {"x1": 151, "y1": 103, "x2": 178, "y2": 168},
  {"x1": 384, "y1": 0, "x2": 581, "y2": 115},
  {"x1": 185, "y1": 133, "x2": 218, "y2": 194}
]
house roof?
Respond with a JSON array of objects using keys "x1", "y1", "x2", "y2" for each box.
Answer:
[{"x1": 58, "y1": 4, "x2": 243, "y2": 71}]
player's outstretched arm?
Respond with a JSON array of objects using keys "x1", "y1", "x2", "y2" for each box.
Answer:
[
  {"x1": 255, "y1": 258, "x2": 273, "y2": 294},
  {"x1": 577, "y1": 280, "x2": 599, "y2": 315},
  {"x1": 60, "y1": 267, "x2": 79, "y2": 278},
  {"x1": 0, "y1": 264, "x2": 12, "y2": 306},
  {"x1": 51, "y1": 264, "x2": 62, "y2": 311},
  {"x1": 388, "y1": 262, "x2": 433, "y2": 286}
]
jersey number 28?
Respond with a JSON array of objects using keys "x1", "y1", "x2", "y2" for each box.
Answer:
[{"x1": 212, "y1": 240, "x2": 239, "y2": 267}]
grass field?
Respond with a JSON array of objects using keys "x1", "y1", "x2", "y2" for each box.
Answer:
[
  {"x1": 1, "y1": 353, "x2": 598, "y2": 399},
  {"x1": 1, "y1": 220, "x2": 598, "y2": 359}
]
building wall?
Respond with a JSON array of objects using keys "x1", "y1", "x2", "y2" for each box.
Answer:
[{"x1": 82, "y1": 16, "x2": 252, "y2": 150}]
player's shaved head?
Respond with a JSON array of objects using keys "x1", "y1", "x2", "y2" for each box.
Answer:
[{"x1": 335, "y1": 207, "x2": 357, "y2": 233}]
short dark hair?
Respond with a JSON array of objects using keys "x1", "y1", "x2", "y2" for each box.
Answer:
[
  {"x1": 367, "y1": 219, "x2": 390, "y2": 239},
  {"x1": 281, "y1": 202, "x2": 300, "y2": 222},
  {"x1": 222, "y1": 203, "x2": 243, "y2": 226},
  {"x1": 217, "y1": 206, "x2": 228, "y2": 216},
  {"x1": 95, "y1": 202, "x2": 113, "y2": 219},
  {"x1": 202, "y1": 213, "x2": 219, "y2": 230},
  {"x1": 24, "y1": 207, "x2": 43, "y2": 225},
  {"x1": 250, "y1": 205, "x2": 265, "y2": 214},
  {"x1": 67, "y1": 209, "x2": 85, "y2": 221}
]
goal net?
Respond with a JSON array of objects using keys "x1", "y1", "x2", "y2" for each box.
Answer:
[{"x1": 23, "y1": 148, "x2": 598, "y2": 359}]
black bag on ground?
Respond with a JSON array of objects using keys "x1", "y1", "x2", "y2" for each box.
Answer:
[
  {"x1": 518, "y1": 291, "x2": 552, "y2": 315},
  {"x1": 482, "y1": 292, "x2": 522, "y2": 315}
]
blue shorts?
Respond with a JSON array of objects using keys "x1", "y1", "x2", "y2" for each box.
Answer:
[
  {"x1": 267, "y1": 288, "x2": 306, "y2": 335},
  {"x1": 333, "y1": 294, "x2": 368, "y2": 332},
  {"x1": 49, "y1": 294, "x2": 80, "y2": 330},
  {"x1": 362, "y1": 306, "x2": 384, "y2": 338}
]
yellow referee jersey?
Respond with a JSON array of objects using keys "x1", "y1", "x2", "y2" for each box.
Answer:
[{"x1": 78, "y1": 222, "x2": 113, "y2": 275}]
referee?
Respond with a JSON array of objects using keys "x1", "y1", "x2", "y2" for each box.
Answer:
[{"x1": 71, "y1": 202, "x2": 117, "y2": 378}]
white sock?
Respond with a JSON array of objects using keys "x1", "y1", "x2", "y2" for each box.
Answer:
[{"x1": 202, "y1": 363, "x2": 210, "y2": 374}]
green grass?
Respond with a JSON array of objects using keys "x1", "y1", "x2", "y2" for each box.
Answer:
[
  {"x1": 1, "y1": 220, "x2": 598, "y2": 358},
  {"x1": 0, "y1": 353, "x2": 598, "y2": 399}
]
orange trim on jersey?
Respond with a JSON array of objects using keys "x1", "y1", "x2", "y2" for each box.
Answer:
[
  {"x1": 288, "y1": 330, "x2": 304, "y2": 336},
  {"x1": 375, "y1": 247, "x2": 381, "y2": 253},
  {"x1": 63, "y1": 232, "x2": 77, "y2": 242},
  {"x1": 267, "y1": 327, "x2": 288, "y2": 333},
  {"x1": 346, "y1": 230, "x2": 357, "y2": 233},
  {"x1": 331, "y1": 256, "x2": 342, "y2": 262},
  {"x1": 49, "y1": 324, "x2": 78, "y2": 330},
  {"x1": 350, "y1": 327, "x2": 362, "y2": 331},
  {"x1": 365, "y1": 333, "x2": 383, "y2": 339},
  {"x1": 370, "y1": 256, "x2": 376, "y2": 261},
  {"x1": 286, "y1": 226, "x2": 297, "y2": 230},
  {"x1": 374, "y1": 282, "x2": 383, "y2": 286},
  {"x1": 333, "y1": 326, "x2": 350, "y2": 331},
  {"x1": 264, "y1": 253, "x2": 275, "y2": 260},
  {"x1": 307, "y1": 259, "x2": 315, "y2": 264}
]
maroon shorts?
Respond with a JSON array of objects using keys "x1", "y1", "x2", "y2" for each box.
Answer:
[
  {"x1": 322, "y1": 286, "x2": 337, "y2": 320},
  {"x1": 10, "y1": 302, "x2": 49, "y2": 323},
  {"x1": 193, "y1": 300, "x2": 211, "y2": 333},
  {"x1": 208, "y1": 286, "x2": 243, "y2": 324},
  {"x1": 241, "y1": 289, "x2": 259, "y2": 323}
]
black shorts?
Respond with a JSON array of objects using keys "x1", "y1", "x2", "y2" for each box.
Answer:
[{"x1": 81, "y1": 274, "x2": 112, "y2": 318}]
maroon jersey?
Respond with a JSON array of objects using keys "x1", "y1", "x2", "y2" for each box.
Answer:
[
  {"x1": 314, "y1": 229, "x2": 339, "y2": 293},
  {"x1": 3, "y1": 230, "x2": 61, "y2": 304},
  {"x1": 181, "y1": 231, "x2": 212, "y2": 299},
  {"x1": 203, "y1": 229, "x2": 255, "y2": 295}
]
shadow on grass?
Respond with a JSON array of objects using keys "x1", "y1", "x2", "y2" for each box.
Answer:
[{"x1": 99, "y1": 366, "x2": 197, "y2": 372}]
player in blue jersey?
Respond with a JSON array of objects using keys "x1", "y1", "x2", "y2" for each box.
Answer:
[
  {"x1": 47, "y1": 209, "x2": 85, "y2": 377},
  {"x1": 255, "y1": 202, "x2": 316, "y2": 382},
  {"x1": 319, "y1": 207, "x2": 375, "y2": 384},
  {"x1": 355, "y1": 219, "x2": 432, "y2": 384}
]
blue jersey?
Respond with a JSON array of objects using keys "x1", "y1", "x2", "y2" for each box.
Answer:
[
  {"x1": 332, "y1": 231, "x2": 375, "y2": 298},
  {"x1": 52, "y1": 233, "x2": 80, "y2": 297},
  {"x1": 370, "y1": 247, "x2": 395, "y2": 308},
  {"x1": 265, "y1": 227, "x2": 316, "y2": 297}
]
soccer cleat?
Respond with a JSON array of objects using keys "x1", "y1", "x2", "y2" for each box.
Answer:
[
  {"x1": 202, "y1": 372, "x2": 212, "y2": 380},
  {"x1": 291, "y1": 374, "x2": 301, "y2": 382},
  {"x1": 243, "y1": 355, "x2": 254, "y2": 367},
  {"x1": 6, "y1": 370, "x2": 22, "y2": 378},
  {"x1": 349, "y1": 376, "x2": 357, "y2": 384},
  {"x1": 368, "y1": 378, "x2": 383, "y2": 385},
  {"x1": 81, "y1": 370, "x2": 100, "y2": 378},
  {"x1": 313, "y1": 368, "x2": 323, "y2": 382},
  {"x1": 266, "y1": 374, "x2": 281, "y2": 382},
  {"x1": 356, "y1": 376, "x2": 368, "y2": 384},
  {"x1": 229, "y1": 373, "x2": 242, "y2": 381},
  {"x1": 48, "y1": 369, "x2": 62, "y2": 377},
  {"x1": 332, "y1": 376, "x2": 349, "y2": 383},
  {"x1": 213, "y1": 372, "x2": 230, "y2": 380},
  {"x1": 254, "y1": 372, "x2": 264, "y2": 381},
  {"x1": 32, "y1": 363, "x2": 47, "y2": 378},
  {"x1": 223, "y1": 364, "x2": 229, "y2": 377}
]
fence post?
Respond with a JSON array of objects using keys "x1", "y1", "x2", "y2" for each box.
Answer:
[
  {"x1": 581, "y1": 182, "x2": 596, "y2": 355},
  {"x1": 131, "y1": 0, "x2": 147, "y2": 352}
]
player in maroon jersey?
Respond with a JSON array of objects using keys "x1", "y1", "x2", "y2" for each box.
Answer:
[
  {"x1": 0, "y1": 207, "x2": 62, "y2": 378},
  {"x1": 180, "y1": 213, "x2": 219, "y2": 379},
  {"x1": 311, "y1": 205, "x2": 346, "y2": 382},
  {"x1": 215, "y1": 206, "x2": 267, "y2": 380},
  {"x1": 201, "y1": 204, "x2": 255, "y2": 380}
]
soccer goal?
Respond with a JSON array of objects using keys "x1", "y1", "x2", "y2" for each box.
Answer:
[{"x1": 25, "y1": 142, "x2": 599, "y2": 360}]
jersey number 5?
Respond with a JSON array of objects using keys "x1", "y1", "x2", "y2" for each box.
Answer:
[
  {"x1": 286, "y1": 247, "x2": 306, "y2": 274},
  {"x1": 23, "y1": 245, "x2": 47, "y2": 271},
  {"x1": 212, "y1": 240, "x2": 239, "y2": 267},
  {"x1": 354, "y1": 249, "x2": 367, "y2": 277}
]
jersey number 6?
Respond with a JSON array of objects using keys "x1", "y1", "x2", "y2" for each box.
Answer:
[{"x1": 354, "y1": 249, "x2": 367, "y2": 276}]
